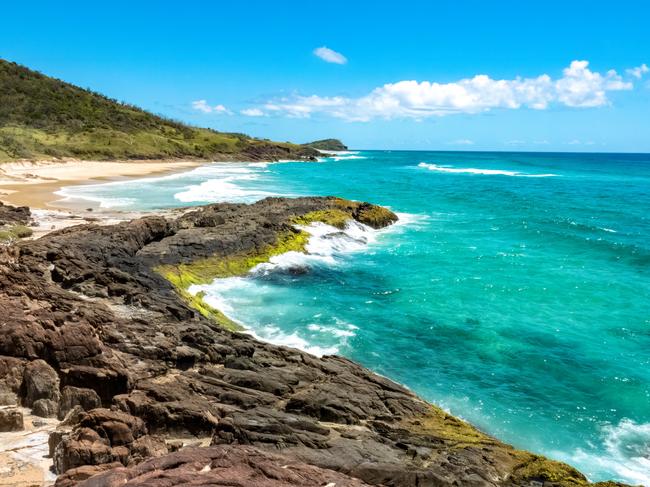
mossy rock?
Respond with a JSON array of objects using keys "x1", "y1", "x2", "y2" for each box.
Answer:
[
  {"x1": 0, "y1": 224, "x2": 34, "y2": 242},
  {"x1": 292, "y1": 209, "x2": 351, "y2": 229}
]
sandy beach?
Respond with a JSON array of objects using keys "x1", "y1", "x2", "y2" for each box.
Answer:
[{"x1": 0, "y1": 159, "x2": 206, "y2": 210}]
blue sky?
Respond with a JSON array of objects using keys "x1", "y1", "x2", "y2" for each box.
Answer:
[{"x1": 2, "y1": 0, "x2": 649, "y2": 152}]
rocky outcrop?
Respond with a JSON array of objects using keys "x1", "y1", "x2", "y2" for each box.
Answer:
[
  {"x1": 0, "y1": 407, "x2": 23, "y2": 431},
  {"x1": 0, "y1": 201, "x2": 30, "y2": 225},
  {"x1": 63, "y1": 445, "x2": 372, "y2": 487},
  {"x1": 303, "y1": 138, "x2": 348, "y2": 151},
  {"x1": 0, "y1": 197, "x2": 629, "y2": 486}
]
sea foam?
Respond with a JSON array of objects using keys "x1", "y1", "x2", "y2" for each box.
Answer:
[
  {"x1": 560, "y1": 419, "x2": 650, "y2": 486},
  {"x1": 188, "y1": 217, "x2": 394, "y2": 356},
  {"x1": 418, "y1": 162, "x2": 558, "y2": 177}
]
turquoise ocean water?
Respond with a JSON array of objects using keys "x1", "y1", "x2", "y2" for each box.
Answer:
[{"x1": 58, "y1": 151, "x2": 650, "y2": 484}]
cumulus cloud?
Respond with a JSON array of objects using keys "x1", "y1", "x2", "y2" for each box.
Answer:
[
  {"x1": 449, "y1": 139, "x2": 474, "y2": 145},
  {"x1": 191, "y1": 100, "x2": 232, "y2": 114},
  {"x1": 313, "y1": 46, "x2": 347, "y2": 65},
  {"x1": 240, "y1": 108, "x2": 265, "y2": 117},
  {"x1": 247, "y1": 60, "x2": 634, "y2": 122},
  {"x1": 626, "y1": 63, "x2": 649, "y2": 79}
]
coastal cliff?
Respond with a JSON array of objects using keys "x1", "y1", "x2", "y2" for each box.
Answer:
[{"x1": 0, "y1": 198, "x2": 630, "y2": 486}]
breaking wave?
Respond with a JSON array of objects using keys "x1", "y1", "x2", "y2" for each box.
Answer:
[
  {"x1": 559, "y1": 419, "x2": 650, "y2": 486},
  {"x1": 418, "y1": 162, "x2": 558, "y2": 177}
]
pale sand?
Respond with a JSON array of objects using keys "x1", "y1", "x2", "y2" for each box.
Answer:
[
  {"x1": 0, "y1": 159, "x2": 206, "y2": 210},
  {"x1": 0, "y1": 407, "x2": 60, "y2": 487}
]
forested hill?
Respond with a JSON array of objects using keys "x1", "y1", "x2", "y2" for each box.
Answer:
[{"x1": 0, "y1": 59, "x2": 318, "y2": 162}]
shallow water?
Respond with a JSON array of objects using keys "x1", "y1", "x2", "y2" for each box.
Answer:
[{"x1": 59, "y1": 151, "x2": 650, "y2": 484}]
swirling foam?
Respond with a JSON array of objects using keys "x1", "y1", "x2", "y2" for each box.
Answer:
[
  {"x1": 418, "y1": 162, "x2": 558, "y2": 177},
  {"x1": 188, "y1": 217, "x2": 402, "y2": 356},
  {"x1": 556, "y1": 419, "x2": 650, "y2": 486},
  {"x1": 174, "y1": 165, "x2": 278, "y2": 203}
]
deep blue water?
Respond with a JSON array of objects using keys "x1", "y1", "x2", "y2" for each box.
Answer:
[{"x1": 59, "y1": 151, "x2": 650, "y2": 484}]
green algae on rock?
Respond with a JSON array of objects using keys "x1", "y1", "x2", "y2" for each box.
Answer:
[
  {"x1": 156, "y1": 198, "x2": 398, "y2": 329},
  {"x1": 0, "y1": 197, "x2": 633, "y2": 486}
]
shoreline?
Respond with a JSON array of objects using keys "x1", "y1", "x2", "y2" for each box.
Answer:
[{"x1": 0, "y1": 159, "x2": 210, "y2": 210}]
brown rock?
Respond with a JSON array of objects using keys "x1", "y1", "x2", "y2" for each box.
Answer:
[
  {"x1": 74, "y1": 445, "x2": 372, "y2": 487},
  {"x1": 22, "y1": 359, "x2": 60, "y2": 407},
  {"x1": 32, "y1": 397, "x2": 59, "y2": 418},
  {"x1": 0, "y1": 406, "x2": 23, "y2": 431},
  {"x1": 59, "y1": 386, "x2": 102, "y2": 419}
]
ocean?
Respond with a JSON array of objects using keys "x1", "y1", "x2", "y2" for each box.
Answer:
[{"x1": 57, "y1": 150, "x2": 650, "y2": 485}]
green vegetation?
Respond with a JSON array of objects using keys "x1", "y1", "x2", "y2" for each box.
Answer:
[
  {"x1": 156, "y1": 229, "x2": 310, "y2": 329},
  {"x1": 292, "y1": 209, "x2": 351, "y2": 229},
  {"x1": 405, "y1": 406, "x2": 625, "y2": 487},
  {"x1": 303, "y1": 138, "x2": 348, "y2": 151},
  {"x1": 0, "y1": 224, "x2": 33, "y2": 242},
  {"x1": 0, "y1": 59, "x2": 319, "y2": 162}
]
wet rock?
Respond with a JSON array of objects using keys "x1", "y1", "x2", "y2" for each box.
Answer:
[{"x1": 0, "y1": 406, "x2": 23, "y2": 431}]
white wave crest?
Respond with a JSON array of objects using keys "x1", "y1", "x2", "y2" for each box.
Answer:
[
  {"x1": 53, "y1": 188, "x2": 137, "y2": 209},
  {"x1": 331, "y1": 155, "x2": 367, "y2": 161},
  {"x1": 418, "y1": 162, "x2": 558, "y2": 177},
  {"x1": 557, "y1": 419, "x2": 650, "y2": 486},
  {"x1": 251, "y1": 220, "x2": 375, "y2": 275},
  {"x1": 174, "y1": 171, "x2": 276, "y2": 203}
]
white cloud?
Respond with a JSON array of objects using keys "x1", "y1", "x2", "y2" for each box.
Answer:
[
  {"x1": 626, "y1": 63, "x2": 649, "y2": 79},
  {"x1": 251, "y1": 60, "x2": 633, "y2": 122},
  {"x1": 449, "y1": 139, "x2": 474, "y2": 145},
  {"x1": 313, "y1": 46, "x2": 347, "y2": 65},
  {"x1": 240, "y1": 108, "x2": 265, "y2": 117},
  {"x1": 191, "y1": 100, "x2": 232, "y2": 114}
]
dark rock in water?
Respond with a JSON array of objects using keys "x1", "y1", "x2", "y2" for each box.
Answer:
[
  {"x1": 72, "y1": 445, "x2": 372, "y2": 487},
  {"x1": 0, "y1": 406, "x2": 23, "y2": 431},
  {"x1": 32, "y1": 397, "x2": 59, "y2": 418},
  {"x1": 0, "y1": 196, "x2": 628, "y2": 487},
  {"x1": 22, "y1": 359, "x2": 60, "y2": 407}
]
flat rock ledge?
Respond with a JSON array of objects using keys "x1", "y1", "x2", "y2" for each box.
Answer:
[{"x1": 0, "y1": 197, "x2": 630, "y2": 487}]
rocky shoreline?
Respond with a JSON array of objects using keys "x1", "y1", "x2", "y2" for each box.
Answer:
[{"x1": 0, "y1": 197, "x2": 630, "y2": 486}]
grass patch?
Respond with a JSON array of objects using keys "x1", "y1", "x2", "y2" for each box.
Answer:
[{"x1": 0, "y1": 224, "x2": 33, "y2": 242}]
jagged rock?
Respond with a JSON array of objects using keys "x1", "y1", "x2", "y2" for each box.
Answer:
[
  {"x1": 54, "y1": 463, "x2": 123, "y2": 487},
  {"x1": 50, "y1": 430, "x2": 69, "y2": 457},
  {"x1": 72, "y1": 445, "x2": 372, "y2": 487},
  {"x1": 0, "y1": 406, "x2": 23, "y2": 431},
  {"x1": 53, "y1": 427, "x2": 114, "y2": 474},
  {"x1": 58, "y1": 386, "x2": 102, "y2": 419},
  {"x1": 0, "y1": 198, "x2": 628, "y2": 487},
  {"x1": 22, "y1": 359, "x2": 60, "y2": 407},
  {"x1": 32, "y1": 397, "x2": 59, "y2": 417},
  {"x1": 0, "y1": 201, "x2": 30, "y2": 225},
  {"x1": 60, "y1": 405, "x2": 86, "y2": 426}
]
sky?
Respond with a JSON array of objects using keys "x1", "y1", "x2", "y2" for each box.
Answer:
[{"x1": 2, "y1": 0, "x2": 649, "y2": 152}]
